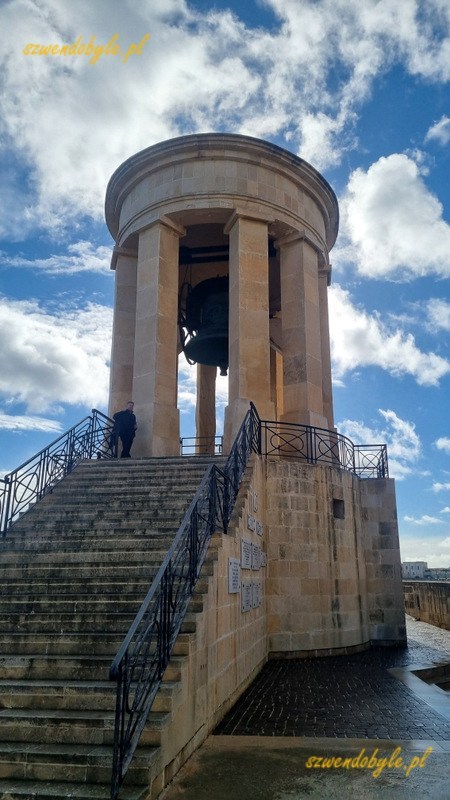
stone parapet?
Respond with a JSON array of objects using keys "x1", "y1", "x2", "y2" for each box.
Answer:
[{"x1": 403, "y1": 580, "x2": 450, "y2": 631}]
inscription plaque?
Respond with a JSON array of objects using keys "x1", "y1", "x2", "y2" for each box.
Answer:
[
  {"x1": 247, "y1": 514, "x2": 256, "y2": 532},
  {"x1": 241, "y1": 581, "x2": 253, "y2": 612},
  {"x1": 252, "y1": 581, "x2": 262, "y2": 608},
  {"x1": 251, "y1": 543, "x2": 261, "y2": 571},
  {"x1": 241, "y1": 538, "x2": 252, "y2": 569},
  {"x1": 228, "y1": 558, "x2": 240, "y2": 593}
]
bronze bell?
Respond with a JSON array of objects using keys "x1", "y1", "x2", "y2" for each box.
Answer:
[{"x1": 182, "y1": 276, "x2": 229, "y2": 375}]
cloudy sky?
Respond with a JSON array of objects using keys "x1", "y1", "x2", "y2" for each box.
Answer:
[{"x1": 1, "y1": 0, "x2": 449, "y2": 565}]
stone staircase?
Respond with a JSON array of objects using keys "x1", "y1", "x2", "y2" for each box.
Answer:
[{"x1": 0, "y1": 456, "x2": 221, "y2": 799}]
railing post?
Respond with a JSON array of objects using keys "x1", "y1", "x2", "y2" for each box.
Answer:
[
  {"x1": 1, "y1": 476, "x2": 11, "y2": 537},
  {"x1": 88, "y1": 410, "x2": 97, "y2": 459}
]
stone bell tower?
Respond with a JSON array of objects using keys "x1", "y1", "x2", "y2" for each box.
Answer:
[
  {"x1": 105, "y1": 133, "x2": 338, "y2": 457},
  {"x1": 105, "y1": 133, "x2": 406, "y2": 655}
]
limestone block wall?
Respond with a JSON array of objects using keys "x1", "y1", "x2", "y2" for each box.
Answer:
[
  {"x1": 360, "y1": 479, "x2": 406, "y2": 644},
  {"x1": 157, "y1": 456, "x2": 269, "y2": 783},
  {"x1": 265, "y1": 459, "x2": 405, "y2": 654},
  {"x1": 265, "y1": 459, "x2": 370, "y2": 654},
  {"x1": 403, "y1": 581, "x2": 450, "y2": 630}
]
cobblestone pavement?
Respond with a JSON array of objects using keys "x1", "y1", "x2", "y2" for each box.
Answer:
[{"x1": 214, "y1": 617, "x2": 450, "y2": 740}]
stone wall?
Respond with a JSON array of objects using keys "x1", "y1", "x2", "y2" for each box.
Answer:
[
  {"x1": 265, "y1": 459, "x2": 405, "y2": 655},
  {"x1": 361, "y1": 478, "x2": 406, "y2": 644},
  {"x1": 157, "y1": 455, "x2": 268, "y2": 788},
  {"x1": 403, "y1": 581, "x2": 450, "y2": 630}
]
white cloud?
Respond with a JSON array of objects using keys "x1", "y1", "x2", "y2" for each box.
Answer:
[
  {"x1": 1, "y1": 0, "x2": 450, "y2": 235},
  {"x1": 0, "y1": 242, "x2": 111, "y2": 274},
  {"x1": 400, "y1": 535, "x2": 450, "y2": 567},
  {"x1": 337, "y1": 407, "x2": 420, "y2": 481},
  {"x1": 404, "y1": 514, "x2": 443, "y2": 525},
  {"x1": 425, "y1": 115, "x2": 450, "y2": 146},
  {"x1": 435, "y1": 437, "x2": 450, "y2": 453},
  {"x1": 0, "y1": 297, "x2": 112, "y2": 412},
  {"x1": 329, "y1": 284, "x2": 450, "y2": 386},
  {"x1": 426, "y1": 299, "x2": 450, "y2": 332},
  {"x1": 0, "y1": 413, "x2": 63, "y2": 433},
  {"x1": 433, "y1": 482, "x2": 450, "y2": 492},
  {"x1": 336, "y1": 154, "x2": 450, "y2": 279},
  {"x1": 441, "y1": 506, "x2": 450, "y2": 514}
]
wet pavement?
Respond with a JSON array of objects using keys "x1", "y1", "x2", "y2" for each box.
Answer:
[{"x1": 160, "y1": 616, "x2": 450, "y2": 799}]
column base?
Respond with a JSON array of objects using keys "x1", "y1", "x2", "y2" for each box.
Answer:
[
  {"x1": 132, "y1": 403, "x2": 180, "y2": 457},
  {"x1": 281, "y1": 410, "x2": 329, "y2": 429},
  {"x1": 224, "y1": 398, "x2": 275, "y2": 453}
]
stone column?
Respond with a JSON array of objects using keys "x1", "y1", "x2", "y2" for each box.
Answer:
[
  {"x1": 132, "y1": 217, "x2": 185, "y2": 456},
  {"x1": 196, "y1": 364, "x2": 217, "y2": 454},
  {"x1": 318, "y1": 264, "x2": 334, "y2": 430},
  {"x1": 223, "y1": 212, "x2": 275, "y2": 449},
  {"x1": 108, "y1": 248, "x2": 137, "y2": 417},
  {"x1": 277, "y1": 232, "x2": 328, "y2": 428}
]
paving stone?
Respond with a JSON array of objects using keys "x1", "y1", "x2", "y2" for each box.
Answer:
[{"x1": 214, "y1": 616, "x2": 450, "y2": 741}]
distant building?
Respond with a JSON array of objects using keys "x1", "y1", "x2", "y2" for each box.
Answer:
[
  {"x1": 424, "y1": 567, "x2": 450, "y2": 581},
  {"x1": 402, "y1": 561, "x2": 427, "y2": 579}
]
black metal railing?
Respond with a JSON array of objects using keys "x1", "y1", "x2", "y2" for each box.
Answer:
[
  {"x1": 109, "y1": 403, "x2": 259, "y2": 800},
  {"x1": 179, "y1": 435, "x2": 223, "y2": 455},
  {"x1": 0, "y1": 409, "x2": 116, "y2": 536},
  {"x1": 259, "y1": 419, "x2": 388, "y2": 479}
]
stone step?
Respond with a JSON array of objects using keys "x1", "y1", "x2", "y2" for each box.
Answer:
[
  {"x1": 0, "y1": 597, "x2": 147, "y2": 615},
  {"x1": 0, "y1": 708, "x2": 170, "y2": 746},
  {"x1": 0, "y1": 548, "x2": 169, "y2": 565},
  {"x1": 6, "y1": 519, "x2": 184, "y2": 536},
  {"x1": 9, "y1": 509, "x2": 187, "y2": 526},
  {"x1": 0, "y1": 577, "x2": 155, "y2": 596},
  {"x1": 0, "y1": 562, "x2": 159, "y2": 581},
  {"x1": 0, "y1": 612, "x2": 137, "y2": 634},
  {"x1": 49, "y1": 483, "x2": 205, "y2": 497},
  {"x1": 0, "y1": 679, "x2": 179, "y2": 713},
  {"x1": 0, "y1": 655, "x2": 113, "y2": 681},
  {"x1": 1, "y1": 535, "x2": 175, "y2": 553},
  {"x1": 47, "y1": 494, "x2": 200, "y2": 507},
  {"x1": 0, "y1": 633, "x2": 127, "y2": 656},
  {"x1": 0, "y1": 651, "x2": 188, "y2": 682},
  {"x1": 0, "y1": 779, "x2": 147, "y2": 799},
  {"x1": 0, "y1": 555, "x2": 215, "y2": 583},
  {"x1": 0, "y1": 597, "x2": 204, "y2": 630},
  {"x1": 0, "y1": 740, "x2": 157, "y2": 787}
]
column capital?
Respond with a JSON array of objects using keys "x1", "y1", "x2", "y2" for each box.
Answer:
[
  {"x1": 110, "y1": 246, "x2": 138, "y2": 270},
  {"x1": 319, "y1": 264, "x2": 332, "y2": 286},
  {"x1": 223, "y1": 208, "x2": 274, "y2": 235},
  {"x1": 140, "y1": 214, "x2": 186, "y2": 239},
  {"x1": 275, "y1": 226, "x2": 326, "y2": 254}
]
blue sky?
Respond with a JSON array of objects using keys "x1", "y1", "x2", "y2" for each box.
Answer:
[{"x1": 1, "y1": 0, "x2": 450, "y2": 565}]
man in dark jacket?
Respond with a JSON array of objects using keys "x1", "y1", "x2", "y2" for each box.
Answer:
[{"x1": 113, "y1": 402, "x2": 137, "y2": 458}]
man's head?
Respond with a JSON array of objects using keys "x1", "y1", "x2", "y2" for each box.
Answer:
[{"x1": 126, "y1": 401, "x2": 134, "y2": 412}]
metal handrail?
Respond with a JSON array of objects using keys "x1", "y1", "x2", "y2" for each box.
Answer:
[
  {"x1": 259, "y1": 419, "x2": 388, "y2": 478},
  {"x1": 0, "y1": 409, "x2": 116, "y2": 536},
  {"x1": 179, "y1": 435, "x2": 223, "y2": 455},
  {"x1": 109, "y1": 403, "x2": 259, "y2": 799}
]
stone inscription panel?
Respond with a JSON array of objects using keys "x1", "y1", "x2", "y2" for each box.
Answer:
[
  {"x1": 241, "y1": 538, "x2": 252, "y2": 569},
  {"x1": 252, "y1": 581, "x2": 262, "y2": 609},
  {"x1": 241, "y1": 581, "x2": 253, "y2": 612},
  {"x1": 251, "y1": 543, "x2": 261, "y2": 571},
  {"x1": 228, "y1": 558, "x2": 241, "y2": 594}
]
